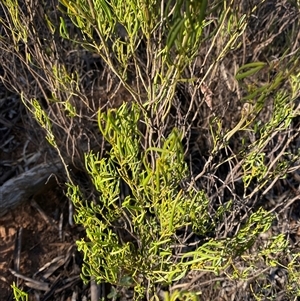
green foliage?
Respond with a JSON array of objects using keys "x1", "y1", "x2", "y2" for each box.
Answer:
[
  {"x1": 237, "y1": 63, "x2": 299, "y2": 193},
  {"x1": 67, "y1": 103, "x2": 213, "y2": 297},
  {"x1": 11, "y1": 283, "x2": 28, "y2": 301},
  {"x1": 57, "y1": 0, "x2": 207, "y2": 123},
  {"x1": 56, "y1": 0, "x2": 249, "y2": 120},
  {"x1": 66, "y1": 103, "x2": 291, "y2": 299},
  {"x1": 208, "y1": 56, "x2": 300, "y2": 198},
  {"x1": 22, "y1": 97, "x2": 57, "y2": 147},
  {"x1": 1, "y1": 0, "x2": 300, "y2": 299},
  {"x1": 163, "y1": 290, "x2": 199, "y2": 301},
  {"x1": 1, "y1": 0, "x2": 28, "y2": 45}
]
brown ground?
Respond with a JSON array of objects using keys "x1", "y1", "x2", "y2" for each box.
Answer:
[
  {"x1": 0, "y1": 99, "x2": 86, "y2": 300},
  {"x1": 0, "y1": 183, "x2": 85, "y2": 301},
  {"x1": 0, "y1": 1, "x2": 299, "y2": 299}
]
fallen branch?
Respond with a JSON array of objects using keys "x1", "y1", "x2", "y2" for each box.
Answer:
[{"x1": 0, "y1": 161, "x2": 63, "y2": 216}]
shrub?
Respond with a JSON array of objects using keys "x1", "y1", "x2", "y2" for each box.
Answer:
[
  {"x1": 66, "y1": 102, "x2": 293, "y2": 300},
  {"x1": 1, "y1": 0, "x2": 300, "y2": 300}
]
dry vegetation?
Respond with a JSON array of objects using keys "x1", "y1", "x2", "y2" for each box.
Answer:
[{"x1": 0, "y1": 0, "x2": 300, "y2": 300}]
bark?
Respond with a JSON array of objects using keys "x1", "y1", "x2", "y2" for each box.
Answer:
[{"x1": 0, "y1": 161, "x2": 63, "y2": 216}]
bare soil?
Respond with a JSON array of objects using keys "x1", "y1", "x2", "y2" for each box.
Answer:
[
  {"x1": 0, "y1": 182, "x2": 85, "y2": 301},
  {"x1": 0, "y1": 102, "x2": 85, "y2": 300},
  {"x1": 0, "y1": 1, "x2": 299, "y2": 300}
]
